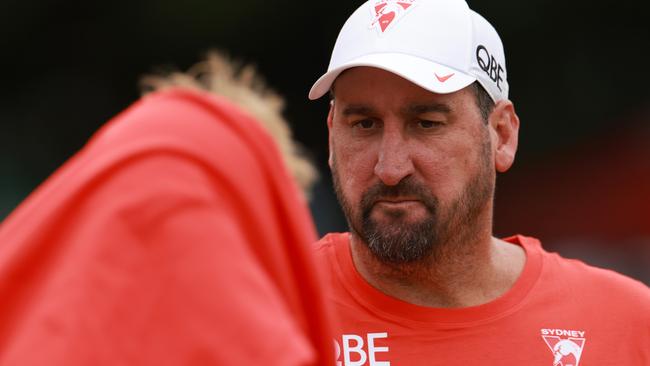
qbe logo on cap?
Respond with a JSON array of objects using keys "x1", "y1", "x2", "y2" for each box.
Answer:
[{"x1": 476, "y1": 44, "x2": 505, "y2": 92}]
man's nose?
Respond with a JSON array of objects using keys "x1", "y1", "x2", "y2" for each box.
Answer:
[{"x1": 374, "y1": 129, "x2": 414, "y2": 186}]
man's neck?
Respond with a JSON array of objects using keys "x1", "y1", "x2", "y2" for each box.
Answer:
[{"x1": 349, "y1": 231, "x2": 526, "y2": 308}]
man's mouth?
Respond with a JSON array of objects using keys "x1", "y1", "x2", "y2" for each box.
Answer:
[{"x1": 374, "y1": 198, "x2": 422, "y2": 209}]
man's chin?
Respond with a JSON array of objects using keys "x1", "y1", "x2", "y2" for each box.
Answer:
[
  {"x1": 365, "y1": 214, "x2": 433, "y2": 238},
  {"x1": 363, "y1": 227, "x2": 436, "y2": 264}
]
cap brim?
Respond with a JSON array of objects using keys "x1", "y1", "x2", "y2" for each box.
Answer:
[{"x1": 308, "y1": 53, "x2": 476, "y2": 100}]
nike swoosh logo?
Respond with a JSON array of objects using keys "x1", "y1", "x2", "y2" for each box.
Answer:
[{"x1": 435, "y1": 73, "x2": 455, "y2": 83}]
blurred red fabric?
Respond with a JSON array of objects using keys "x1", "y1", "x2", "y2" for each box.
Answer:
[{"x1": 0, "y1": 89, "x2": 334, "y2": 365}]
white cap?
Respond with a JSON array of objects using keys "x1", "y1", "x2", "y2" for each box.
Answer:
[{"x1": 308, "y1": 0, "x2": 509, "y2": 102}]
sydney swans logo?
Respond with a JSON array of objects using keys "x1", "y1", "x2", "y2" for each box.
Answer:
[
  {"x1": 541, "y1": 328, "x2": 587, "y2": 366},
  {"x1": 369, "y1": 0, "x2": 417, "y2": 33}
]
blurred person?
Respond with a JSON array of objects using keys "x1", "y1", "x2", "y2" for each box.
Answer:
[
  {"x1": 0, "y1": 52, "x2": 333, "y2": 365},
  {"x1": 308, "y1": 0, "x2": 650, "y2": 365}
]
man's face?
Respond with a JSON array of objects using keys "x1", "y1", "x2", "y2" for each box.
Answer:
[{"x1": 328, "y1": 67, "x2": 496, "y2": 264}]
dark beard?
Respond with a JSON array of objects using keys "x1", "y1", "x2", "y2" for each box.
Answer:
[
  {"x1": 359, "y1": 177, "x2": 439, "y2": 263},
  {"x1": 331, "y1": 136, "x2": 494, "y2": 265}
]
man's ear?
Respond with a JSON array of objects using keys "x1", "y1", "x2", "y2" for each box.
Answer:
[
  {"x1": 327, "y1": 100, "x2": 335, "y2": 168},
  {"x1": 489, "y1": 100, "x2": 520, "y2": 173}
]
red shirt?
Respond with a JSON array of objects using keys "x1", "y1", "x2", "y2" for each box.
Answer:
[
  {"x1": 0, "y1": 89, "x2": 334, "y2": 365},
  {"x1": 317, "y1": 232, "x2": 650, "y2": 365}
]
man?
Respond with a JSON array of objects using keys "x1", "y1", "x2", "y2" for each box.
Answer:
[
  {"x1": 0, "y1": 53, "x2": 333, "y2": 365},
  {"x1": 308, "y1": 0, "x2": 650, "y2": 365}
]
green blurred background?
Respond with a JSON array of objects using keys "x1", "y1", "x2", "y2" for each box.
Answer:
[{"x1": 1, "y1": 0, "x2": 649, "y2": 283}]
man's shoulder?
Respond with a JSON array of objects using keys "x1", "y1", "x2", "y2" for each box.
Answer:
[{"x1": 537, "y1": 242, "x2": 650, "y2": 305}]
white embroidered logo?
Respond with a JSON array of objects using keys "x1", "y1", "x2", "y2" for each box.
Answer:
[
  {"x1": 334, "y1": 332, "x2": 390, "y2": 366},
  {"x1": 541, "y1": 328, "x2": 587, "y2": 366}
]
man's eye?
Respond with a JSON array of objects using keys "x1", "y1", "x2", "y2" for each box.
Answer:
[
  {"x1": 355, "y1": 119, "x2": 376, "y2": 129},
  {"x1": 417, "y1": 120, "x2": 442, "y2": 129}
]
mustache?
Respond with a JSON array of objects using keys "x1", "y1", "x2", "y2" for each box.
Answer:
[{"x1": 361, "y1": 178, "x2": 438, "y2": 209}]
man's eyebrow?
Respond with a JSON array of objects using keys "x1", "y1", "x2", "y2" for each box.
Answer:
[
  {"x1": 403, "y1": 103, "x2": 452, "y2": 115},
  {"x1": 341, "y1": 105, "x2": 375, "y2": 116}
]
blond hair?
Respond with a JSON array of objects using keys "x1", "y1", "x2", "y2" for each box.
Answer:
[{"x1": 140, "y1": 51, "x2": 318, "y2": 198}]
